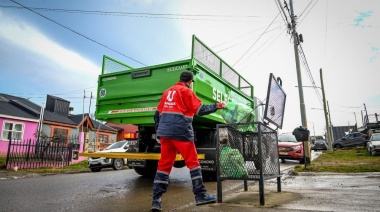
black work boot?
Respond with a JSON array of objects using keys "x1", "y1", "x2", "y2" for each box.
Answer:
[
  {"x1": 190, "y1": 167, "x2": 217, "y2": 206},
  {"x1": 151, "y1": 171, "x2": 169, "y2": 212}
]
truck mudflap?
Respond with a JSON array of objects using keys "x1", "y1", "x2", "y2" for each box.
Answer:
[
  {"x1": 197, "y1": 148, "x2": 217, "y2": 171},
  {"x1": 127, "y1": 159, "x2": 146, "y2": 168}
]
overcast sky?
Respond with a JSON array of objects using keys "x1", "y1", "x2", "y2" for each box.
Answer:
[{"x1": 0, "y1": 0, "x2": 379, "y2": 135}]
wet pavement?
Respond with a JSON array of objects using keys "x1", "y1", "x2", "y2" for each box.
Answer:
[
  {"x1": 2, "y1": 150, "x2": 379, "y2": 212},
  {"x1": 2, "y1": 169, "x2": 379, "y2": 211},
  {"x1": 181, "y1": 172, "x2": 380, "y2": 212}
]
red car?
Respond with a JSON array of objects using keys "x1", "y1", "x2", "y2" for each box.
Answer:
[{"x1": 278, "y1": 134, "x2": 305, "y2": 164}]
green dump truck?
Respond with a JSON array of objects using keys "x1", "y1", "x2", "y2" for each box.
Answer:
[{"x1": 83, "y1": 35, "x2": 255, "y2": 179}]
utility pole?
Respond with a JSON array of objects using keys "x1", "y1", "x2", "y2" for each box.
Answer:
[
  {"x1": 88, "y1": 92, "x2": 93, "y2": 115},
  {"x1": 327, "y1": 100, "x2": 334, "y2": 145},
  {"x1": 289, "y1": 0, "x2": 311, "y2": 163},
  {"x1": 320, "y1": 69, "x2": 333, "y2": 152},
  {"x1": 361, "y1": 110, "x2": 364, "y2": 126},
  {"x1": 82, "y1": 90, "x2": 85, "y2": 133},
  {"x1": 363, "y1": 103, "x2": 369, "y2": 126},
  {"x1": 308, "y1": 121, "x2": 315, "y2": 137}
]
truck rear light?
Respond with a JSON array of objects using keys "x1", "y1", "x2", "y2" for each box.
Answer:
[{"x1": 124, "y1": 132, "x2": 137, "y2": 139}]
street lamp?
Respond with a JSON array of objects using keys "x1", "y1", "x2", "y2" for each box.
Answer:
[
  {"x1": 307, "y1": 121, "x2": 315, "y2": 137},
  {"x1": 296, "y1": 80, "x2": 333, "y2": 153},
  {"x1": 311, "y1": 107, "x2": 333, "y2": 152}
]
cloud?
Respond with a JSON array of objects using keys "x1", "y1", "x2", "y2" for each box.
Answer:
[
  {"x1": 0, "y1": 13, "x2": 100, "y2": 76},
  {"x1": 353, "y1": 10, "x2": 373, "y2": 27},
  {"x1": 0, "y1": 12, "x2": 100, "y2": 115}
]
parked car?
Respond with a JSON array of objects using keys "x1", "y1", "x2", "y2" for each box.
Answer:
[
  {"x1": 277, "y1": 134, "x2": 305, "y2": 164},
  {"x1": 88, "y1": 141, "x2": 129, "y2": 172},
  {"x1": 311, "y1": 138, "x2": 328, "y2": 151},
  {"x1": 332, "y1": 132, "x2": 367, "y2": 148},
  {"x1": 366, "y1": 133, "x2": 380, "y2": 156},
  {"x1": 310, "y1": 135, "x2": 324, "y2": 143}
]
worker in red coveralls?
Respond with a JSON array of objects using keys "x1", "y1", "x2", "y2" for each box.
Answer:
[{"x1": 151, "y1": 71, "x2": 226, "y2": 211}]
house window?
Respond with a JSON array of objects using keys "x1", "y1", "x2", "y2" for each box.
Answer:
[
  {"x1": 51, "y1": 127, "x2": 70, "y2": 138},
  {"x1": 1, "y1": 121, "x2": 24, "y2": 141},
  {"x1": 98, "y1": 134, "x2": 109, "y2": 143}
]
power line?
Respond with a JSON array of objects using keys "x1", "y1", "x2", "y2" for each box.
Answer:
[
  {"x1": 275, "y1": 0, "x2": 291, "y2": 30},
  {"x1": 212, "y1": 21, "x2": 282, "y2": 49},
  {"x1": 8, "y1": 0, "x2": 148, "y2": 66},
  {"x1": 174, "y1": 23, "x2": 282, "y2": 62},
  {"x1": 0, "y1": 5, "x2": 263, "y2": 22},
  {"x1": 232, "y1": 12, "x2": 281, "y2": 67},
  {"x1": 7, "y1": 87, "x2": 97, "y2": 101},
  {"x1": 298, "y1": 0, "x2": 319, "y2": 26},
  {"x1": 239, "y1": 28, "x2": 286, "y2": 72},
  {"x1": 215, "y1": 26, "x2": 282, "y2": 54},
  {"x1": 51, "y1": 87, "x2": 97, "y2": 96},
  {"x1": 298, "y1": 44, "x2": 323, "y2": 105},
  {"x1": 329, "y1": 102, "x2": 362, "y2": 109},
  {"x1": 279, "y1": 0, "x2": 323, "y2": 108},
  {"x1": 298, "y1": 0, "x2": 318, "y2": 20}
]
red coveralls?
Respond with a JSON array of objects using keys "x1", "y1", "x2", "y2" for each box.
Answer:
[
  {"x1": 155, "y1": 81, "x2": 218, "y2": 173},
  {"x1": 152, "y1": 80, "x2": 221, "y2": 210}
]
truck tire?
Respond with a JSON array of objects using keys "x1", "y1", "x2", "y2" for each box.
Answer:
[
  {"x1": 133, "y1": 160, "x2": 158, "y2": 178},
  {"x1": 112, "y1": 159, "x2": 124, "y2": 170},
  {"x1": 173, "y1": 161, "x2": 186, "y2": 168},
  {"x1": 133, "y1": 167, "x2": 148, "y2": 176},
  {"x1": 202, "y1": 170, "x2": 217, "y2": 181}
]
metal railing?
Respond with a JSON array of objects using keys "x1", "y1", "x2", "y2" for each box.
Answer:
[
  {"x1": 216, "y1": 122, "x2": 281, "y2": 205},
  {"x1": 5, "y1": 136, "x2": 80, "y2": 170}
]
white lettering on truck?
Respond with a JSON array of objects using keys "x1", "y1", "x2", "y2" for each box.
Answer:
[
  {"x1": 167, "y1": 65, "x2": 187, "y2": 72},
  {"x1": 102, "y1": 76, "x2": 116, "y2": 81},
  {"x1": 212, "y1": 87, "x2": 250, "y2": 105},
  {"x1": 108, "y1": 107, "x2": 157, "y2": 114},
  {"x1": 212, "y1": 87, "x2": 233, "y2": 102}
]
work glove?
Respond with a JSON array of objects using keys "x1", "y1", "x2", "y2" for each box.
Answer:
[{"x1": 217, "y1": 102, "x2": 227, "y2": 109}]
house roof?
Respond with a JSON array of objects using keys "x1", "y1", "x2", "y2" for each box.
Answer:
[
  {"x1": 68, "y1": 114, "x2": 117, "y2": 132},
  {"x1": 1, "y1": 94, "x2": 116, "y2": 129},
  {"x1": 0, "y1": 100, "x2": 39, "y2": 121},
  {"x1": 0, "y1": 93, "x2": 76, "y2": 126},
  {"x1": 0, "y1": 94, "x2": 39, "y2": 120}
]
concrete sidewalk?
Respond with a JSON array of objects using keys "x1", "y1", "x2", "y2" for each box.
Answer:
[
  {"x1": 181, "y1": 172, "x2": 380, "y2": 212},
  {"x1": 177, "y1": 165, "x2": 296, "y2": 212}
]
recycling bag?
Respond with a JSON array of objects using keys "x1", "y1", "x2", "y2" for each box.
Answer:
[
  {"x1": 221, "y1": 102, "x2": 255, "y2": 124},
  {"x1": 219, "y1": 146, "x2": 248, "y2": 178}
]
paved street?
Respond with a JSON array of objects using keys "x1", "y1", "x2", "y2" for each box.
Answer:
[{"x1": 2, "y1": 151, "x2": 379, "y2": 212}]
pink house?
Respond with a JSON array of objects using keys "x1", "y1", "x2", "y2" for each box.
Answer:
[
  {"x1": 0, "y1": 93, "x2": 119, "y2": 169},
  {"x1": 0, "y1": 117, "x2": 39, "y2": 155},
  {"x1": 0, "y1": 94, "x2": 41, "y2": 155}
]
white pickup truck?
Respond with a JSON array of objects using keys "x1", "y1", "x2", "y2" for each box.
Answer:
[{"x1": 88, "y1": 141, "x2": 129, "y2": 172}]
